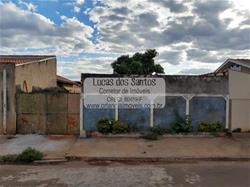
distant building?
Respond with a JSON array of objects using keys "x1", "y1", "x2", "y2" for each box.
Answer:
[
  {"x1": 214, "y1": 58, "x2": 250, "y2": 131},
  {"x1": 57, "y1": 75, "x2": 81, "y2": 93},
  {"x1": 215, "y1": 58, "x2": 250, "y2": 75},
  {"x1": 0, "y1": 55, "x2": 57, "y2": 92}
]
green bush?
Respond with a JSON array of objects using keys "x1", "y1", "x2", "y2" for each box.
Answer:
[
  {"x1": 112, "y1": 120, "x2": 129, "y2": 134},
  {"x1": 142, "y1": 133, "x2": 161, "y2": 140},
  {"x1": 16, "y1": 147, "x2": 43, "y2": 163},
  {"x1": 0, "y1": 154, "x2": 18, "y2": 162},
  {"x1": 97, "y1": 118, "x2": 129, "y2": 134},
  {"x1": 197, "y1": 121, "x2": 224, "y2": 132},
  {"x1": 150, "y1": 126, "x2": 168, "y2": 135},
  {"x1": 97, "y1": 118, "x2": 112, "y2": 134},
  {"x1": 171, "y1": 113, "x2": 192, "y2": 133},
  {"x1": 232, "y1": 128, "x2": 241, "y2": 132},
  {"x1": 0, "y1": 148, "x2": 43, "y2": 163}
]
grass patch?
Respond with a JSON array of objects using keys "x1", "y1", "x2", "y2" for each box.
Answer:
[
  {"x1": 150, "y1": 126, "x2": 169, "y2": 135},
  {"x1": 97, "y1": 118, "x2": 129, "y2": 134},
  {"x1": 170, "y1": 114, "x2": 192, "y2": 133},
  {"x1": 0, "y1": 147, "x2": 43, "y2": 163},
  {"x1": 142, "y1": 126, "x2": 168, "y2": 141},
  {"x1": 17, "y1": 147, "x2": 43, "y2": 162},
  {"x1": 0, "y1": 154, "x2": 18, "y2": 162},
  {"x1": 142, "y1": 133, "x2": 161, "y2": 140},
  {"x1": 232, "y1": 128, "x2": 241, "y2": 133},
  {"x1": 198, "y1": 121, "x2": 224, "y2": 132}
]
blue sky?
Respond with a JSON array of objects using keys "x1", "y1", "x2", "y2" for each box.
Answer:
[{"x1": 0, "y1": 0, "x2": 249, "y2": 80}]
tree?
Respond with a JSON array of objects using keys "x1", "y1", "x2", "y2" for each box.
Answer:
[{"x1": 111, "y1": 49, "x2": 164, "y2": 75}]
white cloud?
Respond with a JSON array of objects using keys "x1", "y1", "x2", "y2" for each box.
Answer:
[
  {"x1": 74, "y1": 6, "x2": 80, "y2": 13},
  {"x1": 179, "y1": 68, "x2": 212, "y2": 75},
  {"x1": 18, "y1": 0, "x2": 37, "y2": 12},
  {"x1": 0, "y1": 0, "x2": 250, "y2": 79},
  {"x1": 75, "y1": 0, "x2": 84, "y2": 5},
  {"x1": 157, "y1": 50, "x2": 184, "y2": 65},
  {"x1": 88, "y1": 0, "x2": 250, "y2": 60},
  {"x1": 0, "y1": 2, "x2": 94, "y2": 55},
  {"x1": 58, "y1": 57, "x2": 115, "y2": 80}
]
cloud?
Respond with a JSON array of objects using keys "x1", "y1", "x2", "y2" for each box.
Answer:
[
  {"x1": 73, "y1": 0, "x2": 84, "y2": 13},
  {"x1": 189, "y1": 0, "x2": 250, "y2": 50},
  {"x1": 193, "y1": 0, "x2": 232, "y2": 21},
  {"x1": 18, "y1": 0, "x2": 37, "y2": 12},
  {"x1": 112, "y1": 7, "x2": 131, "y2": 15},
  {"x1": 150, "y1": 0, "x2": 188, "y2": 13},
  {"x1": 58, "y1": 57, "x2": 115, "y2": 80},
  {"x1": 89, "y1": 0, "x2": 250, "y2": 53},
  {"x1": 0, "y1": 0, "x2": 250, "y2": 79},
  {"x1": 158, "y1": 51, "x2": 183, "y2": 65},
  {"x1": 0, "y1": 2, "x2": 94, "y2": 54},
  {"x1": 179, "y1": 68, "x2": 212, "y2": 75},
  {"x1": 186, "y1": 49, "x2": 224, "y2": 63},
  {"x1": 75, "y1": 0, "x2": 84, "y2": 5},
  {"x1": 73, "y1": 6, "x2": 80, "y2": 13}
]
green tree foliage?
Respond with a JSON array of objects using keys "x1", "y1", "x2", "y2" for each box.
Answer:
[{"x1": 111, "y1": 49, "x2": 164, "y2": 75}]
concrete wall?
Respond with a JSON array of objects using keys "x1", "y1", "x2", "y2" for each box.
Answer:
[
  {"x1": 81, "y1": 74, "x2": 228, "y2": 132},
  {"x1": 119, "y1": 108, "x2": 150, "y2": 131},
  {"x1": 15, "y1": 58, "x2": 57, "y2": 93},
  {"x1": 84, "y1": 108, "x2": 114, "y2": 131},
  {"x1": 80, "y1": 74, "x2": 228, "y2": 94},
  {"x1": 16, "y1": 93, "x2": 79, "y2": 135},
  {"x1": 189, "y1": 97, "x2": 226, "y2": 129},
  {"x1": 154, "y1": 96, "x2": 186, "y2": 129},
  {"x1": 154, "y1": 96, "x2": 226, "y2": 130},
  {"x1": 229, "y1": 70, "x2": 250, "y2": 131},
  {"x1": 164, "y1": 75, "x2": 228, "y2": 94},
  {"x1": 0, "y1": 64, "x2": 16, "y2": 134}
]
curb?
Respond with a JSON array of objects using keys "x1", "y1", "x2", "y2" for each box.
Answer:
[
  {"x1": 33, "y1": 158, "x2": 68, "y2": 165},
  {"x1": 0, "y1": 159, "x2": 68, "y2": 165},
  {"x1": 66, "y1": 156, "x2": 250, "y2": 163},
  {"x1": 89, "y1": 134, "x2": 220, "y2": 138},
  {"x1": 88, "y1": 133, "x2": 250, "y2": 138},
  {"x1": 1, "y1": 157, "x2": 249, "y2": 165}
]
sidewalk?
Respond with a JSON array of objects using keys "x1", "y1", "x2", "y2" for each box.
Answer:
[
  {"x1": 1, "y1": 135, "x2": 250, "y2": 161},
  {"x1": 67, "y1": 136, "x2": 250, "y2": 160},
  {"x1": 0, "y1": 135, "x2": 76, "y2": 158}
]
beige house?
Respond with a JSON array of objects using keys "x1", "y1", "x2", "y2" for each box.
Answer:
[
  {"x1": 0, "y1": 55, "x2": 57, "y2": 92},
  {"x1": 57, "y1": 75, "x2": 81, "y2": 93},
  {"x1": 215, "y1": 59, "x2": 250, "y2": 131},
  {"x1": 215, "y1": 58, "x2": 250, "y2": 75}
]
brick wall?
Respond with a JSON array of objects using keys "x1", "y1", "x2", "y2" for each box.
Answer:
[{"x1": 16, "y1": 93, "x2": 79, "y2": 135}]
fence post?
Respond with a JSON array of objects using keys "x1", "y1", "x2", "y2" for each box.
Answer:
[
  {"x1": 150, "y1": 100, "x2": 154, "y2": 127},
  {"x1": 223, "y1": 95, "x2": 230, "y2": 130},
  {"x1": 183, "y1": 94, "x2": 194, "y2": 116},
  {"x1": 79, "y1": 93, "x2": 86, "y2": 137},
  {"x1": 115, "y1": 97, "x2": 119, "y2": 121},
  {"x1": 3, "y1": 69, "x2": 7, "y2": 134}
]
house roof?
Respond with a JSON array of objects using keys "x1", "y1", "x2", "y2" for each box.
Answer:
[
  {"x1": 57, "y1": 75, "x2": 81, "y2": 86},
  {"x1": 0, "y1": 55, "x2": 56, "y2": 65},
  {"x1": 215, "y1": 58, "x2": 250, "y2": 73}
]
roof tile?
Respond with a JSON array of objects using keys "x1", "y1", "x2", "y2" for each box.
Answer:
[{"x1": 0, "y1": 55, "x2": 56, "y2": 65}]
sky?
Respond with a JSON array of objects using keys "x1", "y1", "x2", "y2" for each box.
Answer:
[{"x1": 0, "y1": 0, "x2": 249, "y2": 80}]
